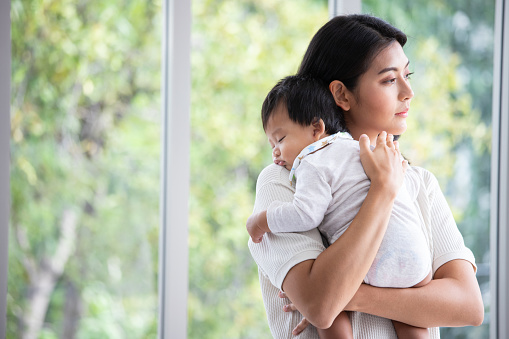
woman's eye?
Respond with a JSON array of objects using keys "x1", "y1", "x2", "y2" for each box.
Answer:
[
  {"x1": 405, "y1": 72, "x2": 414, "y2": 80},
  {"x1": 384, "y1": 78, "x2": 396, "y2": 84}
]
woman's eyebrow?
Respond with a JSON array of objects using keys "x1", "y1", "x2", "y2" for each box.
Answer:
[{"x1": 377, "y1": 60, "x2": 410, "y2": 75}]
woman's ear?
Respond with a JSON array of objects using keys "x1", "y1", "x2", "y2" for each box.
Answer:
[
  {"x1": 311, "y1": 118, "x2": 326, "y2": 140},
  {"x1": 329, "y1": 80, "x2": 351, "y2": 111}
]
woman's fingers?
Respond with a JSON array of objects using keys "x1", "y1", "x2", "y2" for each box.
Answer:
[
  {"x1": 359, "y1": 131, "x2": 406, "y2": 197},
  {"x1": 278, "y1": 290, "x2": 287, "y2": 299},
  {"x1": 402, "y1": 159, "x2": 409, "y2": 172},
  {"x1": 358, "y1": 134, "x2": 371, "y2": 163},
  {"x1": 386, "y1": 133, "x2": 395, "y2": 149},
  {"x1": 292, "y1": 318, "x2": 310, "y2": 336},
  {"x1": 376, "y1": 131, "x2": 387, "y2": 147},
  {"x1": 394, "y1": 140, "x2": 399, "y2": 151}
]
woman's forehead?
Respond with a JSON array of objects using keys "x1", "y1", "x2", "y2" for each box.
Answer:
[{"x1": 368, "y1": 43, "x2": 409, "y2": 74}]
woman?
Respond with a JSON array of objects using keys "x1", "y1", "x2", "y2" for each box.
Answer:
[{"x1": 248, "y1": 14, "x2": 483, "y2": 338}]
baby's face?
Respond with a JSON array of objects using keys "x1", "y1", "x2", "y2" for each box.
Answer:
[{"x1": 265, "y1": 105, "x2": 317, "y2": 171}]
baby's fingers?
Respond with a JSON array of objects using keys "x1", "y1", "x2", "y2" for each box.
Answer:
[
  {"x1": 251, "y1": 234, "x2": 263, "y2": 243},
  {"x1": 292, "y1": 318, "x2": 310, "y2": 336}
]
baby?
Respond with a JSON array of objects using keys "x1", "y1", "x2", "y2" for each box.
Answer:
[{"x1": 247, "y1": 75, "x2": 431, "y2": 339}]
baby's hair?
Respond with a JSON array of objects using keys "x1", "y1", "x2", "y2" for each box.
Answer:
[{"x1": 261, "y1": 75, "x2": 346, "y2": 134}]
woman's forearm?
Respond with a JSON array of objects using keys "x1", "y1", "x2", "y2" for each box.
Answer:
[
  {"x1": 282, "y1": 183, "x2": 397, "y2": 329},
  {"x1": 346, "y1": 259, "x2": 484, "y2": 328}
]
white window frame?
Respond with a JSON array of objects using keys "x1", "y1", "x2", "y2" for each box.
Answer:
[
  {"x1": 491, "y1": 0, "x2": 509, "y2": 338},
  {"x1": 158, "y1": 0, "x2": 191, "y2": 338},
  {"x1": 329, "y1": 0, "x2": 361, "y2": 17}
]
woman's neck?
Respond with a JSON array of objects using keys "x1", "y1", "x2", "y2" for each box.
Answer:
[{"x1": 348, "y1": 130, "x2": 377, "y2": 146}]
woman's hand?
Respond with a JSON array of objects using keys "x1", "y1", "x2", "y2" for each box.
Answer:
[
  {"x1": 278, "y1": 291, "x2": 311, "y2": 336},
  {"x1": 359, "y1": 131, "x2": 408, "y2": 199}
]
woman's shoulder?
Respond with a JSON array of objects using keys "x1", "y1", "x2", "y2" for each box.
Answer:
[
  {"x1": 254, "y1": 164, "x2": 295, "y2": 212},
  {"x1": 406, "y1": 166, "x2": 439, "y2": 188},
  {"x1": 406, "y1": 166, "x2": 444, "y2": 202},
  {"x1": 257, "y1": 163, "x2": 293, "y2": 189}
]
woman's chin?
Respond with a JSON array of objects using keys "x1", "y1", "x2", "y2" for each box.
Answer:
[{"x1": 390, "y1": 125, "x2": 407, "y2": 136}]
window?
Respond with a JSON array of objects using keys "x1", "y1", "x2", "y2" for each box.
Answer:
[
  {"x1": 7, "y1": 0, "x2": 162, "y2": 337},
  {"x1": 2, "y1": 0, "x2": 509, "y2": 338}
]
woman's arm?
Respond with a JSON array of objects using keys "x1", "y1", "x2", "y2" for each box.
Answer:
[
  {"x1": 281, "y1": 133, "x2": 408, "y2": 329},
  {"x1": 346, "y1": 259, "x2": 484, "y2": 328}
]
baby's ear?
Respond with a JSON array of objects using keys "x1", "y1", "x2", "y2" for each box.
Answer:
[{"x1": 312, "y1": 118, "x2": 326, "y2": 139}]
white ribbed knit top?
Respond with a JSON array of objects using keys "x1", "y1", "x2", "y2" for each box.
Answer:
[{"x1": 248, "y1": 163, "x2": 477, "y2": 339}]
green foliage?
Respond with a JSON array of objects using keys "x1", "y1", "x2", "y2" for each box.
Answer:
[{"x1": 9, "y1": 0, "x2": 161, "y2": 337}]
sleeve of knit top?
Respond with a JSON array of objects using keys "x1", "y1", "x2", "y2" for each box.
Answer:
[
  {"x1": 248, "y1": 164, "x2": 325, "y2": 290},
  {"x1": 419, "y1": 167, "x2": 477, "y2": 274}
]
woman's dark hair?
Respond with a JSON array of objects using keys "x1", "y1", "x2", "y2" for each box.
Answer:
[
  {"x1": 298, "y1": 14, "x2": 407, "y2": 91},
  {"x1": 261, "y1": 75, "x2": 345, "y2": 135}
]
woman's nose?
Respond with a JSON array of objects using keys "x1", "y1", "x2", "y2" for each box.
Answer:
[{"x1": 399, "y1": 81, "x2": 414, "y2": 101}]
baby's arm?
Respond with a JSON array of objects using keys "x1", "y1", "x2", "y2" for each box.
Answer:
[
  {"x1": 246, "y1": 161, "x2": 331, "y2": 243},
  {"x1": 267, "y1": 161, "x2": 332, "y2": 233},
  {"x1": 246, "y1": 162, "x2": 332, "y2": 243}
]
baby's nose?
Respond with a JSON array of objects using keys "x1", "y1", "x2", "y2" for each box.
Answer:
[{"x1": 272, "y1": 148, "x2": 280, "y2": 157}]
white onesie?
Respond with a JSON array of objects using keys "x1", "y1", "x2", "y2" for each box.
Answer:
[{"x1": 267, "y1": 133, "x2": 431, "y2": 287}]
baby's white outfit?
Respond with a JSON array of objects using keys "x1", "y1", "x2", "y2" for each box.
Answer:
[{"x1": 267, "y1": 133, "x2": 431, "y2": 287}]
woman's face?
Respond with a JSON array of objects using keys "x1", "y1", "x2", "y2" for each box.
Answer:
[{"x1": 344, "y1": 42, "x2": 414, "y2": 143}]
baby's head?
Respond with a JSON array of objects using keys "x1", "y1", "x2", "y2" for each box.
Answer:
[{"x1": 261, "y1": 75, "x2": 346, "y2": 170}]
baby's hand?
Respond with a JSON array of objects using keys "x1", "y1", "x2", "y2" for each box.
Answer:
[{"x1": 246, "y1": 211, "x2": 269, "y2": 243}]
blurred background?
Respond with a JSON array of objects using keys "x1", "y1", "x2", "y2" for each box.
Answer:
[{"x1": 7, "y1": 0, "x2": 494, "y2": 338}]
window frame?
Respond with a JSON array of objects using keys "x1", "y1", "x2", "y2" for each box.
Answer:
[
  {"x1": 491, "y1": 0, "x2": 509, "y2": 338},
  {"x1": 158, "y1": 0, "x2": 191, "y2": 338},
  {"x1": 329, "y1": 0, "x2": 361, "y2": 17}
]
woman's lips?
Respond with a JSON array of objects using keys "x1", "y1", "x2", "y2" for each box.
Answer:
[{"x1": 396, "y1": 110, "x2": 408, "y2": 118}]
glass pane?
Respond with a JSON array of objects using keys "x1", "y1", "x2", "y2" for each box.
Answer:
[
  {"x1": 189, "y1": 0, "x2": 328, "y2": 337},
  {"x1": 8, "y1": 0, "x2": 162, "y2": 337},
  {"x1": 364, "y1": 1, "x2": 494, "y2": 338}
]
